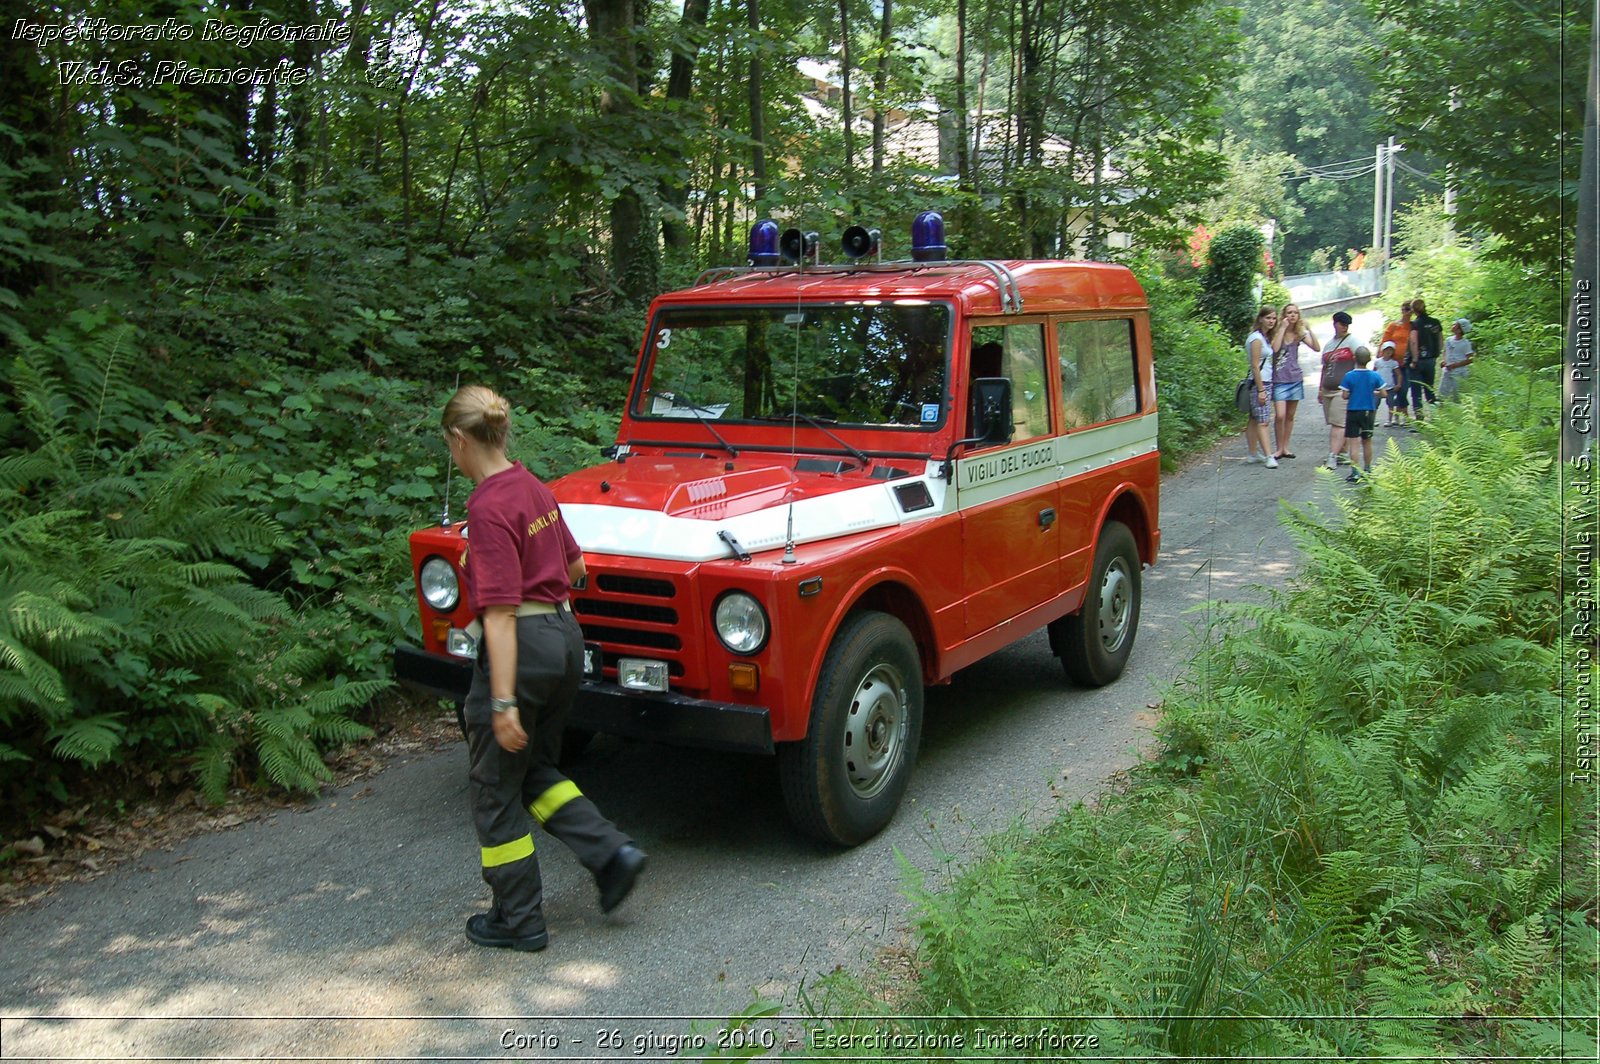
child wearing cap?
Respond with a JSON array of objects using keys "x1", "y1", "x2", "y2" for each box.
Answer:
[
  {"x1": 1440, "y1": 318, "x2": 1474, "y2": 400},
  {"x1": 1375, "y1": 340, "x2": 1403, "y2": 426}
]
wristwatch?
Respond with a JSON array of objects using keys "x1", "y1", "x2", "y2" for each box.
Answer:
[{"x1": 490, "y1": 697, "x2": 517, "y2": 714}]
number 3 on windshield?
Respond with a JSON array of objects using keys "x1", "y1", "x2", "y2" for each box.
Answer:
[{"x1": 656, "y1": 328, "x2": 672, "y2": 349}]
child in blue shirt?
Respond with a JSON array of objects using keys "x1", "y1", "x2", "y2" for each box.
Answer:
[{"x1": 1339, "y1": 347, "x2": 1386, "y2": 481}]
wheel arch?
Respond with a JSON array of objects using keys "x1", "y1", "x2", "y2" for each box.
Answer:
[
  {"x1": 850, "y1": 579, "x2": 938, "y2": 683},
  {"x1": 793, "y1": 575, "x2": 937, "y2": 736},
  {"x1": 1098, "y1": 485, "x2": 1156, "y2": 567}
]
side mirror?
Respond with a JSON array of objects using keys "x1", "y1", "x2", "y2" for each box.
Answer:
[
  {"x1": 970, "y1": 377, "x2": 1014, "y2": 444},
  {"x1": 942, "y1": 377, "x2": 1014, "y2": 480}
]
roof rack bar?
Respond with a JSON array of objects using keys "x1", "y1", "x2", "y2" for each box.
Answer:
[{"x1": 691, "y1": 259, "x2": 1025, "y2": 313}]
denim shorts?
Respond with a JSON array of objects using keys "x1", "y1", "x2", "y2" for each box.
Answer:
[{"x1": 1271, "y1": 381, "x2": 1305, "y2": 402}]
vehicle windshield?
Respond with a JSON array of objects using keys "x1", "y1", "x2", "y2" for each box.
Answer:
[{"x1": 633, "y1": 302, "x2": 951, "y2": 430}]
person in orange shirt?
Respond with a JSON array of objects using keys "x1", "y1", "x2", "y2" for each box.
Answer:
[{"x1": 1380, "y1": 301, "x2": 1414, "y2": 424}]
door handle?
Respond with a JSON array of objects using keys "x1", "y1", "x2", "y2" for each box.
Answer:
[{"x1": 1038, "y1": 507, "x2": 1057, "y2": 530}]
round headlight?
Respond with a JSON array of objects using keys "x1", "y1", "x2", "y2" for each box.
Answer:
[
  {"x1": 419, "y1": 556, "x2": 461, "y2": 611},
  {"x1": 714, "y1": 591, "x2": 769, "y2": 655}
]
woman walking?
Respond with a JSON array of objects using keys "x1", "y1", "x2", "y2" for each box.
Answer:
[
  {"x1": 1269, "y1": 302, "x2": 1319, "y2": 460},
  {"x1": 442, "y1": 385, "x2": 645, "y2": 952}
]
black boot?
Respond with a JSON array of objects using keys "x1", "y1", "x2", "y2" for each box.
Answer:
[{"x1": 596, "y1": 844, "x2": 647, "y2": 913}]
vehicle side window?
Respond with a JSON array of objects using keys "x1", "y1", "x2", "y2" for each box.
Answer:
[
  {"x1": 1056, "y1": 318, "x2": 1139, "y2": 429},
  {"x1": 970, "y1": 323, "x2": 1050, "y2": 442}
]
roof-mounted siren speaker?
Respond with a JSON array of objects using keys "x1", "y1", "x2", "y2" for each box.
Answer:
[
  {"x1": 748, "y1": 220, "x2": 781, "y2": 266},
  {"x1": 780, "y1": 228, "x2": 820, "y2": 266},
  {"x1": 910, "y1": 210, "x2": 948, "y2": 262},
  {"x1": 841, "y1": 225, "x2": 882, "y2": 261}
]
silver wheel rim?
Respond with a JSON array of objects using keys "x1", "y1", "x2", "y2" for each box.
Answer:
[
  {"x1": 842, "y1": 662, "x2": 909, "y2": 799},
  {"x1": 1098, "y1": 558, "x2": 1133, "y2": 653}
]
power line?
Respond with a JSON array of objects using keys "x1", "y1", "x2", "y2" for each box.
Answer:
[
  {"x1": 1391, "y1": 157, "x2": 1441, "y2": 182},
  {"x1": 1283, "y1": 163, "x2": 1378, "y2": 183}
]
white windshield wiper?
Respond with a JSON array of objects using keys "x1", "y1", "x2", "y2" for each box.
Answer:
[{"x1": 649, "y1": 388, "x2": 740, "y2": 458}]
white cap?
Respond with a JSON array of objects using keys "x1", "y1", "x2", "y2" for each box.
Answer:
[
  {"x1": 1381, "y1": 340, "x2": 1396, "y2": 351},
  {"x1": 1454, "y1": 317, "x2": 1471, "y2": 332}
]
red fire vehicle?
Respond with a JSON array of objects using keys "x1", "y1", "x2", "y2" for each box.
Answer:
[{"x1": 395, "y1": 214, "x2": 1160, "y2": 846}]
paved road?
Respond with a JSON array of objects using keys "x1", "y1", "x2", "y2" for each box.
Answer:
[{"x1": 0, "y1": 310, "x2": 1393, "y2": 1060}]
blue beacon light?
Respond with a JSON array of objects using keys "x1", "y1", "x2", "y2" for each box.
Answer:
[
  {"x1": 910, "y1": 210, "x2": 947, "y2": 262},
  {"x1": 748, "y1": 220, "x2": 781, "y2": 266}
]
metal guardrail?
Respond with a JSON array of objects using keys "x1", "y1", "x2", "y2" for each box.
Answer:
[{"x1": 1284, "y1": 267, "x2": 1386, "y2": 310}]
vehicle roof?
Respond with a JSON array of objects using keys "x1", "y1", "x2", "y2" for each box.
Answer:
[{"x1": 663, "y1": 259, "x2": 1146, "y2": 315}]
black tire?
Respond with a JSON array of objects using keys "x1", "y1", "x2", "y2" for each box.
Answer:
[
  {"x1": 1053, "y1": 520, "x2": 1141, "y2": 687},
  {"x1": 778, "y1": 611, "x2": 924, "y2": 846}
]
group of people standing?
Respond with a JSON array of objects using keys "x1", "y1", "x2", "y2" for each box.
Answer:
[{"x1": 1241, "y1": 295, "x2": 1474, "y2": 480}]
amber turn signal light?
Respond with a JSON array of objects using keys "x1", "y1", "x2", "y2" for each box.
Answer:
[{"x1": 728, "y1": 663, "x2": 759, "y2": 693}]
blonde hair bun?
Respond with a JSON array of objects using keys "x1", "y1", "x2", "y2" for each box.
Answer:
[{"x1": 442, "y1": 385, "x2": 513, "y2": 448}]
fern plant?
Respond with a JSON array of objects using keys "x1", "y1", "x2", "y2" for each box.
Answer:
[
  {"x1": 874, "y1": 350, "x2": 1594, "y2": 1060},
  {"x1": 1, "y1": 308, "x2": 379, "y2": 820}
]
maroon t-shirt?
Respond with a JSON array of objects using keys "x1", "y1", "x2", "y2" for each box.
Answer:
[{"x1": 464, "y1": 462, "x2": 581, "y2": 614}]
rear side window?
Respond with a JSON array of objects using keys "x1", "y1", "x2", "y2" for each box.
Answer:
[{"x1": 1057, "y1": 318, "x2": 1139, "y2": 429}]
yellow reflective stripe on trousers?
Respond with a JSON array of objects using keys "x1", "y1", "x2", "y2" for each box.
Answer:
[
  {"x1": 530, "y1": 780, "x2": 582, "y2": 824},
  {"x1": 481, "y1": 834, "x2": 534, "y2": 868}
]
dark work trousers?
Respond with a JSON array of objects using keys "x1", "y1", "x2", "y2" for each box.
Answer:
[
  {"x1": 464, "y1": 608, "x2": 631, "y2": 937},
  {"x1": 1409, "y1": 359, "x2": 1438, "y2": 412}
]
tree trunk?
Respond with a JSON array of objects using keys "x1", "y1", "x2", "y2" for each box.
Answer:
[
  {"x1": 661, "y1": 0, "x2": 711, "y2": 251},
  {"x1": 971, "y1": 0, "x2": 995, "y2": 197},
  {"x1": 747, "y1": 0, "x2": 768, "y2": 205},
  {"x1": 840, "y1": 0, "x2": 855, "y2": 180},
  {"x1": 955, "y1": 0, "x2": 969, "y2": 190},
  {"x1": 586, "y1": 0, "x2": 656, "y2": 301},
  {"x1": 871, "y1": 0, "x2": 892, "y2": 174}
]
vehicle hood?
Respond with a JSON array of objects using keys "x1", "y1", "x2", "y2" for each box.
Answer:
[{"x1": 553, "y1": 457, "x2": 947, "y2": 563}]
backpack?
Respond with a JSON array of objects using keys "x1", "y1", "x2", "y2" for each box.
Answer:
[
  {"x1": 1416, "y1": 317, "x2": 1443, "y2": 362},
  {"x1": 1319, "y1": 342, "x2": 1356, "y2": 391}
]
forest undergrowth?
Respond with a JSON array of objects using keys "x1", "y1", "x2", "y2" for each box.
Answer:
[{"x1": 788, "y1": 262, "x2": 1596, "y2": 1058}]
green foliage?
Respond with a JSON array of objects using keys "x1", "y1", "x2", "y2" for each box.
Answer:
[
  {"x1": 1381, "y1": 225, "x2": 1567, "y2": 375},
  {"x1": 1198, "y1": 223, "x2": 1266, "y2": 345},
  {"x1": 803, "y1": 250, "x2": 1593, "y2": 1056},
  {"x1": 0, "y1": 310, "x2": 382, "y2": 820},
  {"x1": 1367, "y1": 0, "x2": 1589, "y2": 272},
  {"x1": 1225, "y1": 0, "x2": 1387, "y2": 272},
  {"x1": 891, "y1": 377, "x2": 1586, "y2": 1056},
  {"x1": 1201, "y1": 137, "x2": 1306, "y2": 240},
  {"x1": 1133, "y1": 255, "x2": 1240, "y2": 468}
]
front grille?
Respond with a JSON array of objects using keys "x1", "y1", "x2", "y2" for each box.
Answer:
[
  {"x1": 596, "y1": 574, "x2": 676, "y2": 598},
  {"x1": 580, "y1": 624, "x2": 682, "y2": 651},
  {"x1": 574, "y1": 599, "x2": 678, "y2": 625},
  {"x1": 575, "y1": 569, "x2": 696, "y2": 687}
]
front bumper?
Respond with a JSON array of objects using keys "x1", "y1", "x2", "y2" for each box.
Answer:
[
  {"x1": 395, "y1": 642, "x2": 473, "y2": 699},
  {"x1": 573, "y1": 683, "x2": 774, "y2": 754},
  {"x1": 392, "y1": 644, "x2": 775, "y2": 755}
]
